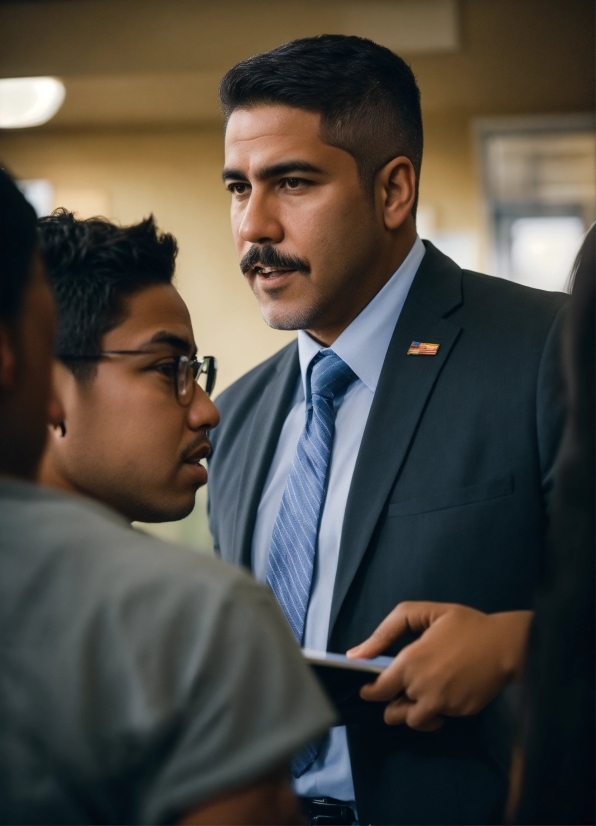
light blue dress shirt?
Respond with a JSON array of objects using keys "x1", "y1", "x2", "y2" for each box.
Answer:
[{"x1": 252, "y1": 236, "x2": 426, "y2": 802}]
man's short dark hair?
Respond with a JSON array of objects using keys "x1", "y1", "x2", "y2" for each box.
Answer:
[
  {"x1": 219, "y1": 35, "x2": 423, "y2": 206},
  {"x1": 0, "y1": 167, "x2": 38, "y2": 326},
  {"x1": 38, "y1": 210, "x2": 178, "y2": 380}
]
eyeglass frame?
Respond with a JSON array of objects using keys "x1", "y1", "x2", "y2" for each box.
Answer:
[{"x1": 56, "y1": 350, "x2": 217, "y2": 404}]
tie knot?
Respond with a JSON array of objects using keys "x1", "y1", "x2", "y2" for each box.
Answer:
[{"x1": 309, "y1": 350, "x2": 357, "y2": 400}]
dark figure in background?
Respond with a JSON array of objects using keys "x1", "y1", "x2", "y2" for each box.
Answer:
[{"x1": 513, "y1": 225, "x2": 595, "y2": 825}]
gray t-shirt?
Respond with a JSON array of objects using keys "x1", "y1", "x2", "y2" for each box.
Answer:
[{"x1": 0, "y1": 479, "x2": 335, "y2": 824}]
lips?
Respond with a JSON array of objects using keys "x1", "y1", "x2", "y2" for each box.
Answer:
[
  {"x1": 252, "y1": 266, "x2": 295, "y2": 278},
  {"x1": 182, "y1": 441, "x2": 211, "y2": 466}
]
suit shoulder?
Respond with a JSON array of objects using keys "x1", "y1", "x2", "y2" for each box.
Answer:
[
  {"x1": 460, "y1": 269, "x2": 568, "y2": 334},
  {"x1": 462, "y1": 269, "x2": 567, "y2": 313},
  {"x1": 214, "y1": 340, "x2": 297, "y2": 416}
]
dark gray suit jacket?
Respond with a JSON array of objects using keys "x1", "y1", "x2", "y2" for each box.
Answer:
[{"x1": 208, "y1": 243, "x2": 567, "y2": 825}]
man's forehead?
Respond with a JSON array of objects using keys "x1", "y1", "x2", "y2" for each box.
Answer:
[
  {"x1": 224, "y1": 105, "x2": 323, "y2": 160},
  {"x1": 103, "y1": 284, "x2": 196, "y2": 353}
]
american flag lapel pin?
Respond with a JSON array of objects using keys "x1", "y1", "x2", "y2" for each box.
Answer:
[{"x1": 407, "y1": 341, "x2": 440, "y2": 356}]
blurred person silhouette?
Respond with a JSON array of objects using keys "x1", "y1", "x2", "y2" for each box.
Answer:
[
  {"x1": 511, "y1": 224, "x2": 595, "y2": 825},
  {"x1": 0, "y1": 170, "x2": 335, "y2": 825},
  {"x1": 37, "y1": 209, "x2": 220, "y2": 524}
]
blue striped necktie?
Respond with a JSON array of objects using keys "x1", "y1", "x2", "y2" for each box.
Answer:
[{"x1": 267, "y1": 349, "x2": 356, "y2": 776}]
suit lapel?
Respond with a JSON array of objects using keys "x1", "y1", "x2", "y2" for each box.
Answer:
[
  {"x1": 231, "y1": 342, "x2": 300, "y2": 568},
  {"x1": 329, "y1": 243, "x2": 464, "y2": 635}
]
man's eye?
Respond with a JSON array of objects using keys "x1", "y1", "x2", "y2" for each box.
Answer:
[
  {"x1": 228, "y1": 183, "x2": 249, "y2": 195},
  {"x1": 153, "y1": 362, "x2": 177, "y2": 379},
  {"x1": 282, "y1": 178, "x2": 303, "y2": 189}
]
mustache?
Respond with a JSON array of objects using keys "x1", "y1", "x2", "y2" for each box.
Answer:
[
  {"x1": 180, "y1": 432, "x2": 212, "y2": 463},
  {"x1": 240, "y1": 244, "x2": 310, "y2": 276}
]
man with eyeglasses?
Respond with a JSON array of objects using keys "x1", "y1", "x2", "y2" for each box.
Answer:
[
  {"x1": 0, "y1": 191, "x2": 335, "y2": 825},
  {"x1": 38, "y1": 209, "x2": 220, "y2": 524}
]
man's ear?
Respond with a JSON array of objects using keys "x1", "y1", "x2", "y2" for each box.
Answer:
[
  {"x1": 376, "y1": 156, "x2": 417, "y2": 232},
  {"x1": 47, "y1": 360, "x2": 70, "y2": 437},
  {"x1": 0, "y1": 323, "x2": 17, "y2": 393}
]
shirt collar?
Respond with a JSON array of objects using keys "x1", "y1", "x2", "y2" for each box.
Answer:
[{"x1": 298, "y1": 235, "x2": 426, "y2": 395}]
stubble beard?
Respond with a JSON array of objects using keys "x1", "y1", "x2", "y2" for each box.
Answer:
[{"x1": 254, "y1": 286, "x2": 326, "y2": 332}]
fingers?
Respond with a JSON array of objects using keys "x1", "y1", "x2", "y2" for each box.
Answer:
[
  {"x1": 348, "y1": 600, "x2": 447, "y2": 659},
  {"x1": 361, "y1": 642, "x2": 445, "y2": 730},
  {"x1": 359, "y1": 653, "x2": 407, "y2": 701},
  {"x1": 383, "y1": 695, "x2": 410, "y2": 725},
  {"x1": 347, "y1": 603, "x2": 410, "y2": 659},
  {"x1": 384, "y1": 697, "x2": 445, "y2": 732}
]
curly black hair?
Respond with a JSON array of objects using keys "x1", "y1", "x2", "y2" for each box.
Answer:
[{"x1": 38, "y1": 210, "x2": 178, "y2": 379}]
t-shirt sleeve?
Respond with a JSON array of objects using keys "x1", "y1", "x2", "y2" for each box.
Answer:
[{"x1": 135, "y1": 571, "x2": 336, "y2": 825}]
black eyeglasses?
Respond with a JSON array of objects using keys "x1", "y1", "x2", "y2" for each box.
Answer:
[{"x1": 57, "y1": 350, "x2": 217, "y2": 405}]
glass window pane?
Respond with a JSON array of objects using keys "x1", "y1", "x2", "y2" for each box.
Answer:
[{"x1": 509, "y1": 216, "x2": 584, "y2": 292}]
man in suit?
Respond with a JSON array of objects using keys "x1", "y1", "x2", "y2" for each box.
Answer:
[{"x1": 207, "y1": 35, "x2": 566, "y2": 825}]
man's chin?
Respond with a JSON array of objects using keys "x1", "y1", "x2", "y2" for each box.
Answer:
[
  {"x1": 259, "y1": 302, "x2": 322, "y2": 331},
  {"x1": 129, "y1": 495, "x2": 196, "y2": 525}
]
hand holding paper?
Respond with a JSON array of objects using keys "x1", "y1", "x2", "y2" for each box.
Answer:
[{"x1": 347, "y1": 601, "x2": 533, "y2": 732}]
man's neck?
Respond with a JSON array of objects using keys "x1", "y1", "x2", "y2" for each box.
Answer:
[
  {"x1": 37, "y1": 453, "x2": 78, "y2": 496},
  {"x1": 38, "y1": 457, "x2": 134, "y2": 523}
]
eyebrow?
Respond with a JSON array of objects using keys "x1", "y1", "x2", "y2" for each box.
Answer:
[
  {"x1": 146, "y1": 331, "x2": 197, "y2": 357},
  {"x1": 221, "y1": 160, "x2": 325, "y2": 183}
]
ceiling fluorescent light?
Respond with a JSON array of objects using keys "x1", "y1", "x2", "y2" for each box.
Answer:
[{"x1": 0, "y1": 77, "x2": 65, "y2": 128}]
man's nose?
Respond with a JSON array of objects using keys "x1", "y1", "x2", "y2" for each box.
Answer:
[
  {"x1": 187, "y1": 387, "x2": 220, "y2": 432},
  {"x1": 238, "y1": 190, "x2": 284, "y2": 246}
]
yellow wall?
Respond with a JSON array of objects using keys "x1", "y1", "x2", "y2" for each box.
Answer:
[{"x1": 0, "y1": 126, "x2": 298, "y2": 392}]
